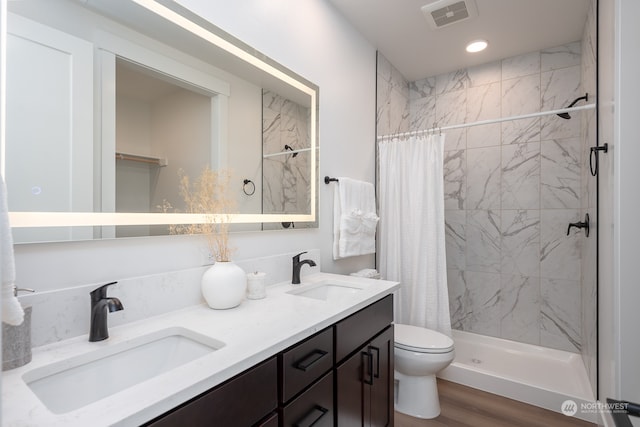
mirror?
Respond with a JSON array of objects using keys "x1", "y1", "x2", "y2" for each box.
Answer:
[{"x1": 3, "y1": 0, "x2": 318, "y2": 243}]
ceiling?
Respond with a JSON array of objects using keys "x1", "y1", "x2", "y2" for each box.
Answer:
[{"x1": 327, "y1": 0, "x2": 590, "y2": 82}]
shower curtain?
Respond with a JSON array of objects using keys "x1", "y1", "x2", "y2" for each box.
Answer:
[{"x1": 378, "y1": 133, "x2": 451, "y2": 336}]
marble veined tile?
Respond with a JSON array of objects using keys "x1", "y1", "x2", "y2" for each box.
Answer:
[
  {"x1": 501, "y1": 210, "x2": 540, "y2": 277},
  {"x1": 377, "y1": 53, "x2": 392, "y2": 86},
  {"x1": 541, "y1": 277, "x2": 581, "y2": 352},
  {"x1": 262, "y1": 106, "x2": 281, "y2": 153},
  {"x1": 467, "y1": 61, "x2": 501, "y2": 87},
  {"x1": 467, "y1": 82, "x2": 501, "y2": 122},
  {"x1": 445, "y1": 211, "x2": 466, "y2": 270},
  {"x1": 444, "y1": 150, "x2": 466, "y2": 210},
  {"x1": 540, "y1": 209, "x2": 581, "y2": 280},
  {"x1": 502, "y1": 75, "x2": 541, "y2": 117},
  {"x1": 467, "y1": 146, "x2": 501, "y2": 209},
  {"x1": 500, "y1": 274, "x2": 540, "y2": 345},
  {"x1": 541, "y1": 41, "x2": 581, "y2": 72},
  {"x1": 502, "y1": 51, "x2": 540, "y2": 80},
  {"x1": 436, "y1": 89, "x2": 467, "y2": 126},
  {"x1": 443, "y1": 128, "x2": 466, "y2": 152},
  {"x1": 376, "y1": 83, "x2": 392, "y2": 136},
  {"x1": 389, "y1": 87, "x2": 410, "y2": 134},
  {"x1": 501, "y1": 142, "x2": 540, "y2": 209},
  {"x1": 448, "y1": 269, "x2": 469, "y2": 330},
  {"x1": 436, "y1": 69, "x2": 470, "y2": 95},
  {"x1": 410, "y1": 96, "x2": 436, "y2": 132},
  {"x1": 541, "y1": 138, "x2": 581, "y2": 208},
  {"x1": 467, "y1": 123, "x2": 501, "y2": 149},
  {"x1": 410, "y1": 76, "x2": 436, "y2": 99},
  {"x1": 466, "y1": 210, "x2": 501, "y2": 273},
  {"x1": 465, "y1": 271, "x2": 501, "y2": 337},
  {"x1": 502, "y1": 118, "x2": 541, "y2": 145},
  {"x1": 501, "y1": 75, "x2": 541, "y2": 145},
  {"x1": 541, "y1": 66, "x2": 581, "y2": 140},
  {"x1": 437, "y1": 90, "x2": 467, "y2": 150}
]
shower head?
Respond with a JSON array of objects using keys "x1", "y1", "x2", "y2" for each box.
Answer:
[
  {"x1": 557, "y1": 93, "x2": 589, "y2": 119},
  {"x1": 284, "y1": 144, "x2": 298, "y2": 157}
]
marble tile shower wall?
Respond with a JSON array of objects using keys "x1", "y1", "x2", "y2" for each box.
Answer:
[
  {"x1": 405, "y1": 42, "x2": 586, "y2": 353},
  {"x1": 262, "y1": 90, "x2": 312, "y2": 230},
  {"x1": 377, "y1": 54, "x2": 410, "y2": 137},
  {"x1": 375, "y1": 43, "x2": 592, "y2": 354}
]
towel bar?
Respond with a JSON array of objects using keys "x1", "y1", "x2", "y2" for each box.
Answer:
[{"x1": 324, "y1": 176, "x2": 338, "y2": 184}]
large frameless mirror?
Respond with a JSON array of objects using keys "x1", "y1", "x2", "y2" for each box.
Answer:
[{"x1": 3, "y1": 0, "x2": 318, "y2": 243}]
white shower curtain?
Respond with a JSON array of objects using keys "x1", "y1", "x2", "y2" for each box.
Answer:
[{"x1": 378, "y1": 133, "x2": 451, "y2": 336}]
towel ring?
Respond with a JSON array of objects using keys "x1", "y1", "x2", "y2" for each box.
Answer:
[{"x1": 242, "y1": 179, "x2": 255, "y2": 196}]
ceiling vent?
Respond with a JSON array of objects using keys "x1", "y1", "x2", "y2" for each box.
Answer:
[{"x1": 421, "y1": 0, "x2": 479, "y2": 30}]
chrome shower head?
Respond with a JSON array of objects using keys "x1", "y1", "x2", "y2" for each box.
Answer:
[{"x1": 557, "y1": 93, "x2": 589, "y2": 119}]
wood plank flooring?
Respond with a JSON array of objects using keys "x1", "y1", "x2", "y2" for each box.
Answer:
[{"x1": 395, "y1": 379, "x2": 596, "y2": 427}]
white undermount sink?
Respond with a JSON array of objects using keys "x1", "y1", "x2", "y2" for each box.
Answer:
[
  {"x1": 287, "y1": 280, "x2": 366, "y2": 301},
  {"x1": 22, "y1": 327, "x2": 224, "y2": 414}
]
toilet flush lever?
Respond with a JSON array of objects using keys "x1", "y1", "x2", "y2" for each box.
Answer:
[{"x1": 567, "y1": 213, "x2": 590, "y2": 237}]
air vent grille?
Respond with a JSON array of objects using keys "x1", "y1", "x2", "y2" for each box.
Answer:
[
  {"x1": 431, "y1": 1, "x2": 469, "y2": 27},
  {"x1": 421, "y1": 0, "x2": 478, "y2": 30}
]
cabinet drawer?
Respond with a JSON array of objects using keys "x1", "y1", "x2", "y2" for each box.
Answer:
[
  {"x1": 335, "y1": 294, "x2": 393, "y2": 362},
  {"x1": 280, "y1": 326, "x2": 333, "y2": 403},
  {"x1": 145, "y1": 357, "x2": 277, "y2": 427},
  {"x1": 282, "y1": 371, "x2": 333, "y2": 427}
]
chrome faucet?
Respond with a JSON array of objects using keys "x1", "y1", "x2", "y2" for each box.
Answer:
[
  {"x1": 292, "y1": 251, "x2": 317, "y2": 284},
  {"x1": 89, "y1": 281, "x2": 123, "y2": 342}
]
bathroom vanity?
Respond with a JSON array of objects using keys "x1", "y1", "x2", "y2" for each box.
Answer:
[
  {"x1": 145, "y1": 295, "x2": 393, "y2": 426},
  {"x1": 1, "y1": 273, "x2": 399, "y2": 426}
]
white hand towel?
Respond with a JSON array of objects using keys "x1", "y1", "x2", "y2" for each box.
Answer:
[
  {"x1": 332, "y1": 177, "x2": 379, "y2": 259},
  {"x1": 1, "y1": 176, "x2": 24, "y2": 325}
]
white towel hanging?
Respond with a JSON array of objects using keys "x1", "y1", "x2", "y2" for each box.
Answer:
[
  {"x1": 332, "y1": 177, "x2": 379, "y2": 260},
  {"x1": 1, "y1": 176, "x2": 24, "y2": 326}
]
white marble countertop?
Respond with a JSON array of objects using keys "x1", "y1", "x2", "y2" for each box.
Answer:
[{"x1": 2, "y1": 272, "x2": 399, "y2": 426}]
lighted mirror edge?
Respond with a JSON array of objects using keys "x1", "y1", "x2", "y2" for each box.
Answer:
[
  {"x1": 8, "y1": 213, "x2": 315, "y2": 227},
  {"x1": 4, "y1": 0, "x2": 319, "y2": 231},
  {"x1": 136, "y1": 0, "x2": 317, "y2": 97}
]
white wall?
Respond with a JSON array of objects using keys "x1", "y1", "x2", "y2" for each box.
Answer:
[
  {"x1": 614, "y1": 0, "x2": 640, "y2": 413},
  {"x1": 599, "y1": 0, "x2": 640, "y2": 422},
  {"x1": 12, "y1": 1, "x2": 376, "y2": 292}
]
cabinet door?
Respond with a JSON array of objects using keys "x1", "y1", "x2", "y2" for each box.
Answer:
[
  {"x1": 368, "y1": 326, "x2": 394, "y2": 427},
  {"x1": 336, "y1": 326, "x2": 394, "y2": 427},
  {"x1": 336, "y1": 347, "x2": 367, "y2": 426}
]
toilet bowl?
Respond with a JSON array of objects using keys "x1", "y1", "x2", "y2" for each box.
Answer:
[{"x1": 394, "y1": 323, "x2": 455, "y2": 419}]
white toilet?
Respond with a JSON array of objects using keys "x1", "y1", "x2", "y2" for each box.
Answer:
[{"x1": 394, "y1": 323, "x2": 455, "y2": 419}]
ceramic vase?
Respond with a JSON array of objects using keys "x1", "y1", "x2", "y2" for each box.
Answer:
[{"x1": 201, "y1": 261, "x2": 247, "y2": 309}]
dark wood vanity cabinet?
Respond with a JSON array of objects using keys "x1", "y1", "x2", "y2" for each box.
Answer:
[
  {"x1": 144, "y1": 294, "x2": 393, "y2": 427},
  {"x1": 144, "y1": 357, "x2": 278, "y2": 427},
  {"x1": 335, "y1": 296, "x2": 394, "y2": 427}
]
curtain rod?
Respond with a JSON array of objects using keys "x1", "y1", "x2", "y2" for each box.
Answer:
[
  {"x1": 262, "y1": 147, "x2": 313, "y2": 159},
  {"x1": 377, "y1": 103, "x2": 596, "y2": 140}
]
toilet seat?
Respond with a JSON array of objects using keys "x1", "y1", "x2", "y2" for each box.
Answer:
[{"x1": 394, "y1": 324, "x2": 454, "y2": 354}]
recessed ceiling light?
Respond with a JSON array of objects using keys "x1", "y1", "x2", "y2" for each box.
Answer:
[{"x1": 466, "y1": 39, "x2": 488, "y2": 53}]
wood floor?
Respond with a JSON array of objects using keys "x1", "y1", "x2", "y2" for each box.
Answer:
[{"x1": 394, "y1": 379, "x2": 596, "y2": 427}]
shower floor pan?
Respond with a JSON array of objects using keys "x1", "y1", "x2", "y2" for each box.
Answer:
[{"x1": 438, "y1": 330, "x2": 597, "y2": 423}]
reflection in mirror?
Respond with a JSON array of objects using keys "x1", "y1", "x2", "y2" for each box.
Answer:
[
  {"x1": 262, "y1": 91, "x2": 316, "y2": 231},
  {"x1": 3, "y1": 0, "x2": 318, "y2": 242},
  {"x1": 114, "y1": 58, "x2": 217, "y2": 238}
]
